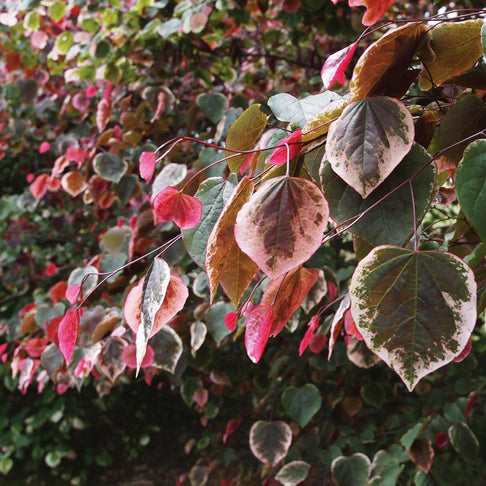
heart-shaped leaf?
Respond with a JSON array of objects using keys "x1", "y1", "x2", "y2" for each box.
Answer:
[
  {"x1": 350, "y1": 0, "x2": 395, "y2": 26},
  {"x1": 153, "y1": 186, "x2": 203, "y2": 229},
  {"x1": 98, "y1": 336, "x2": 126, "y2": 383},
  {"x1": 281, "y1": 384, "x2": 322, "y2": 427},
  {"x1": 182, "y1": 177, "x2": 236, "y2": 268},
  {"x1": 249, "y1": 420, "x2": 292, "y2": 466},
  {"x1": 93, "y1": 153, "x2": 127, "y2": 183},
  {"x1": 332, "y1": 453, "x2": 370, "y2": 486},
  {"x1": 275, "y1": 461, "x2": 310, "y2": 486},
  {"x1": 350, "y1": 246, "x2": 477, "y2": 391},
  {"x1": 455, "y1": 140, "x2": 486, "y2": 242},
  {"x1": 326, "y1": 97, "x2": 414, "y2": 198},
  {"x1": 235, "y1": 176, "x2": 329, "y2": 278},
  {"x1": 321, "y1": 143, "x2": 435, "y2": 246},
  {"x1": 150, "y1": 326, "x2": 183, "y2": 374}
]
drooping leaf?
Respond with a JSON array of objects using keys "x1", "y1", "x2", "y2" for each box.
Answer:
[
  {"x1": 321, "y1": 41, "x2": 358, "y2": 90},
  {"x1": 122, "y1": 344, "x2": 154, "y2": 369},
  {"x1": 326, "y1": 97, "x2": 414, "y2": 198},
  {"x1": 350, "y1": 246, "x2": 477, "y2": 391},
  {"x1": 182, "y1": 177, "x2": 236, "y2": 268},
  {"x1": 349, "y1": 0, "x2": 395, "y2": 26},
  {"x1": 299, "y1": 315, "x2": 319, "y2": 356},
  {"x1": 268, "y1": 129, "x2": 303, "y2": 166},
  {"x1": 225, "y1": 104, "x2": 267, "y2": 172},
  {"x1": 281, "y1": 384, "x2": 322, "y2": 427},
  {"x1": 136, "y1": 258, "x2": 171, "y2": 372},
  {"x1": 456, "y1": 140, "x2": 486, "y2": 243},
  {"x1": 328, "y1": 294, "x2": 350, "y2": 360},
  {"x1": 150, "y1": 326, "x2": 183, "y2": 374},
  {"x1": 275, "y1": 461, "x2": 311, "y2": 486},
  {"x1": 249, "y1": 420, "x2": 292, "y2": 466},
  {"x1": 321, "y1": 144, "x2": 435, "y2": 246},
  {"x1": 98, "y1": 336, "x2": 126, "y2": 383},
  {"x1": 153, "y1": 186, "x2": 203, "y2": 229},
  {"x1": 418, "y1": 19, "x2": 483, "y2": 90},
  {"x1": 261, "y1": 266, "x2": 318, "y2": 336},
  {"x1": 408, "y1": 437, "x2": 434, "y2": 474},
  {"x1": 245, "y1": 305, "x2": 273, "y2": 364},
  {"x1": 93, "y1": 153, "x2": 128, "y2": 183},
  {"x1": 151, "y1": 163, "x2": 187, "y2": 201},
  {"x1": 61, "y1": 171, "x2": 87, "y2": 197},
  {"x1": 139, "y1": 151, "x2": 157, "y2": 183},
  {"x1": 206, "y1": 177, "x2": 258, "y2": 306},
  {"x1": 41, "y1": 344, "x2": 65, "y2": 380},
  {"x1": 235, "y1": 176, "x2": 329, "y2": 278},
  {"x1": 58, "y1": 309, "x2": 79, "y2": 364},
  {"x1": 350, "y1": 23, "x2": 426, "y2": 100}
]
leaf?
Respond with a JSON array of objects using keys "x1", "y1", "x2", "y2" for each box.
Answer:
[
  {"x1": 136, "y1": 258, "x2": 171, "y2": 372},
  {"x1": 150, "y1": 326, "x2": 183, "y2": 374},
  {"x1": 224, "y1": 312, "x2": 238, "y2": 332},
  {"x1": 96, "y1": 98, "x2": 111, "y2": 132},
  {"x1": 268, "y1": 92, "x2": 341, "y2": 128},
  {"x1": 321, "y1": 41, "x2": 358, "y2": 90},
  {"x1": 448, "y1": 421, "x2": 479, "y2": 461},
  {"x1": 268, "y1": 129, "x2": 303, "y2": 166},
  {"x1": 41, "y1": 344, "x2": 65, "y2": 380},
  {"x1": 48, "y1": 1, "x2": 66, "y2": 21},
  {"x1": 98, "y1": 336, "x2": 126, "y2": 383},
  {"x1": 197, "y1": 93, "x2": 227, "y2": 124},
  {"x1": 438, "y1": 94, "x2": 486, "y2": 164},
  {"x1": 245, "y1": 305, "x2": 273, "y2": 363},
  {"x1": 350, "y1": 0, "x2": 395, "y2": 26},
  {"x1": 302, "y1": 269, "x2": 327, "y2": 313},
  {"x1": 151, "y1": 163, "x2": 187, "y2": 201},
  {"x1": 275, "y1": 461, "x2": 311, "y2": 486},
  {"x1": 182, "y1": 177, "x2": 236, "y2": 268},
  {"x1": 122, "y1": 344, "x2": 154, "y2": 369},
  {"x1": 124, "y1": 275, "x2": 189, "y2": 338},
  {"x1": 328, "y1": 294, "x2": 350, "y2": 360},
  {"x1": 235, "y1": 176, "x2": 329, "y2": 278},
  {"x1": 326, "y1": 97, "x2": 414, "y2": 198},
  {"x1": 419, "y1": 20, "x2": 484, "y2": 90},
  {"x1": 67, "y1": 265, "x2": 99, "y2": 300},
  {"x1": 93, "y1": 153, "x2": 128, "y2": 183},
  {"x1": 225, "y1": 104, "x2": 267, "y2": 173},
  {"x1": 456, "y1": 140, "x2": 486, "y2": 243},
  {"x1": 205, "y1": 301, "x2": 234, "y2": 345},
  {"x1": 58, "y1": 309, "x2": 79, "y2": 364},
  {"x1": 206, "y1": 177, "x2": 258, "y2": 306},
  {"x1": 321, "y1": 144, "x2": 435, "y2": 246},
  {"x1": 350, "y1": 246, "x2": 477, "y2": 391},
  {"x1": 190, "y1": 321, "x2": 207, "y2": 356},
  {"x1": 139, "y1": 151, "x2": 157, "y2": 183},
  {"x1": 409, "y1": 437, "x2": 434, "y2": 474},
  {"x1": 261, "y1": 266, "x2": 319, "y2": 336},
  {"x1": 249, "y1": 420, "x2": 292, "y2": 466},
  {"x1": 350, "y1": 23, "x2": 426, "y2": 100},
  {"x1": 299, "y1": 315, "x2": 319, "y2": 356},
  {"x1": 368, "y1": 450, "x2": 404, "y2": 486},
  {"x1": 331, "y1": 453, "x2": 371, "y2": 486},
  {"x1": 281, "y1": 384, "x2": 322, "y2": 427},
  {"x1": 61, "y1": 171, "x2": 87, "y2": 197},
  {"x1": 153, "y1": 186, "x2": 203, "y2": 229}
]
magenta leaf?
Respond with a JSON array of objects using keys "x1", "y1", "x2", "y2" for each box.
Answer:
[
  {"x1": 299, "y1": 315, "x2": 319, "y2": 356},
  {"x1": 321, "y1": 41, "x2": 358, "y2": 89},
  {"x1": 269, "y1": 129, "x2": 302, "y2": 166},
  {"x1": 58, "y1": 308, "x2": 80, "y2": 364},
  {"x1": 66, "y1": 285, "x2": 81, "y2": 305},
  {"x1": 224, "y1": 312, "x2": 239, "y2": 331},
  {"x1": 244, "y1": 305, "x2": 274, "y2": 363},
  {"x1": 139, "y1": 151, "x2": 157, "y2": 183},
  {"x1": 153, "y1": 186, "x2": 203, "y2": 229}
]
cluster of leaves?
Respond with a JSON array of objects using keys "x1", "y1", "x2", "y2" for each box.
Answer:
[{"x1": 1, "y1": 0, "x2": 486, "y2": 484}]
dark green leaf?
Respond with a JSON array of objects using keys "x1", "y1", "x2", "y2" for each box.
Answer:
[
  {"x1": 448, "y1": 421, "x2": 479, "y2": 461},
  {"x1": 249, "y1": 421, "x2": 292, "y2": 466},
  {"x1": 331, "y1": 453, "x2": 370, "y2": 486},
  {"x1": 281, "y1": 384, "x2": 322, "y2": 427},
  {"x1": 93, "y1": 153, "x2": 128, "y2": 183}
]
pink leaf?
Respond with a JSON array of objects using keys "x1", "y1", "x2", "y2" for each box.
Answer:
[
  {"x1": 50, "y1": 281, "x2": 68, "y2": 303},
  {"x1": 349, "y1": 0, "x2": 396, "y2": 26},
  {"x1": 45, "y1": 262, "x2": 58, "y2": 276},
  {"x1": 86, "y1": 84, "x2": 97, "y2": 98},
  {"x1": 269, "y1": 129, "x2": 302, "y2": 166},
  {"x1": 299, "y1": 315, "x2": 319, "y2": 356},
  {"x1": 244, "y1": 305, "x2": 274, "y2": 363},
  {"x1": 66, "y1": 146, "x2": 87, "y2": 165},
  {"x1": 282, "y1": 0, "x2": 301, "y2": 14},
  {"x1": 193, "y1": 388, "x2": 209, "y2": 408},
  {"x1": 31, "y1": 30, "x2": 48, "y2": 49},
  {"x1": 29, "y1": 174, "x2": 50, "y2": 199},
  {"x1": 344, "y1": 310, "x2": 363, "y2": 340},
  {"x1": 321, "y1": 41, "x2": 358, "y2": 89},
  {"x1": 434, "y1": 433, "x2": 450, "y2": 449},
  {"x1": 58, "y1": 309, "x2": 80, "y2": 364},
  {"x1": 139, "y1": 151, "x2": 157, "y2": 183},
  {"x1": 66, "y1": 285, "x2": 81, "y2": 305},
  {"x1": 72, "y1": 92, "x2": 90, "y2": 111},
  {"x1": 39, "y1": 142, "x2": 51, "y2": 154},
  {"x1": 122, "y1": 344, "x2": 154, "y2": 369},
  {"x1": 465, "y1": 394, "x2": 478, "y2": 420},
  {"x1": 153, "y1": 186, "x2": 203, "y2": 229},
  {"x1": 25, "y1": 338, "x2": 48, "y2": 358},
  {"x1": 223, "y1": 417, "x2": 242, "y2": 444},
  {"x1": 309, "y1": 333, "x2": 328, "y2": 353},
  {"x1": 224, "y1": 312, "x2": 238, "y2": 331},
  {"x1": 96, "y1": 98, "x2": 111, "y2": 132},
  {"x1": 453, "y1": 337, "x2": 472, "y2": 363}
]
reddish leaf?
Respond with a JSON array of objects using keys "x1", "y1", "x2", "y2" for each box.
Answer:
[
  {"x1": 58, "y1": 309, "x2": 80, "y2": 364},
  {"x1": 122, "y1": 344, "x2": 154, "y2": 369},
  {"x1": 86, "y1": 84, "x2": 97, "y2": 97},
  {"x1": 321, "y1": 41, "x2": 358, "y2": 89},
  {"x1": 269, "y1": 129, "x2": 302, "y2": 166},
  {"x1": 45, "y1": 262, "x2": 58, "y2": 276},
  {"x1": 25, "y1": 338, "x2": 48, "y2": 358},
  {"x1": 328, "y1": 281, "x2": 338, "y2": 301},
  {"x1": 96, "y1": 98, "x2": 111, "y2": 132},
  {"x1": 153, "y1": 186, "x2": 203, "y2": 229},
  {"x1": 453, "y1": 337, "x2": 472, "y2": 363},
  {"x1": 245, "y1": 305, "x2": 274, "y2": 363},
  {"x1": 465, "y1": 394, "x2": 478, "y2": 420},
  {"x1": 344, "y1": 310, "x2": 363, "y2": 340},
  {"x1": 299, "y1": 315, "x2": 319, "y2": 356},
  {"x1": 223, "y1": 418, "x2": 242, "y2": 444},
  {"x1": 139, "y1": 151, "x2": 157, "y2": 183},
  {"x1": 66, "y1": 285, "x2": 81, "y2": 305},
  {"x1": 225, "y1": 312, "x2": 238, "y2": 331},
  {"x1": 29, "y1": 174, "x2": 50, "y2": 199},
  {"x1": 349, "y1": 0, "x2": 396, "y2": 26},
  {"x1": 72, "y1": 92, "x2": 90, "y2": 111},
  {"x1": 408, "y1": 437, "x2": 434, "y2": 474},
  {"x1": 261, "y1": 266, "x2": 319, "y2": 336},
  {"x1": 39, "y1": 141, "x2": 51, "y2": 154},
  {"x1": 328, "y1": 294, "x2": 350, "y2": 360},
  {"x1": 282, "y1": 0, "x2": 301, "y2": 14},
  {"x1": 66, "y1": 146, "x2": 87, "y2": 165},
  {"x1": 435, "y1": 432, "x2": 450, "y2": 449},
  {"x1": 193, "y1": 388, "x2": 209, "y2": 408},
  {"x1": 309, "y1": 333, "x2": 328, "y2": 353},
  {"x1": 31, "y1": 30, "x2": 48, "y2": 49}
]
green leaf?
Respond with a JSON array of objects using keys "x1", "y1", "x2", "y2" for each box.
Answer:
[
  {"x1": 56, "y1": 31, "x2": 74, "y2": 55},
  {"x1": 360, "y1": 382, "x2": 384, "y2": 409},
  {"x1": 350, "y1": 247, "x2": 477, "y2": 391},
  {"x1": 197, "y1": 93, "x2": 227, "y2": 124},
  {"x1": 182, "y1": 177, "x2": 236, "y2": 268},
  {"x1": 249, "y1": 420, "x2": 292, "y2": 466},
  {"x1": 400, "y1": 423, "x2": 422, "y2": 451},
  {"x1": 369, "y1": 450, "x2": 404, "y2": 486},
  {"x1": 100, "y1": 225, "x2": 131, "y2": 254},
  {"x1": 275, "y1": 461, "x2": 311, "y2": 486},
  {"x1": 0, "y1": 457, "x2": 13, "y2": 476},
  {"x1": 93, "y1": 153, "x2": 128, "y2": 183},
  {"x1": 456, "y1": 140, "x2": 486, "y2": 243},
  {"x1": 150, "y1": 326, "x2": 183, "y2": 374},
  {"x1": 321, "y1": 143, "x2": 435, "y2": 246},
  {"x1": 438, "y1": 94, "x2": 486, "y2": 164},
  {"x1": 204, "y1": 301, "x2": 234, "y2": 346},
  {"x1": 326, "y1": 97, "x2": 414, "y2": 198},
  {"x1": 48, "y1": 1, "x2": 66, "y2": 22},
  {"x1": 152, "y1": 163, "x2": 187, "y2": 201},
  {"x1": 225, "y1": 104, "x2": 267, "y2": 173},
  {"x1": 137, "y1": 258, "x2": 171, "y2": 372},
  {"x1": 68, "y1": 265, "x2": 99, "y2": 297},
  {"x1": 448, "y1": 421, "x2": 479, "y2": 461},
  {"x1": 281, "y1": 384, "x2": 322, "y2": 427},
  {"x1": 331, "y1": 453, "x2": 370, "y2": 486},
  {"x1": 268, "y1": 91, "x2": 341, "y2": 128}
]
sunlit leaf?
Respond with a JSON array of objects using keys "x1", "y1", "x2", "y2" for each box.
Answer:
[
  {"x1": 350, "y1": 246, "x2": 477, "y2": 391},
  {"x1": 326, "y1": 97, "x2": 414, "y2": 198},
  {"x1": 235, "y1": 176, "x2": 328, "y2": 278},
  {"x1": 349, "y1": 0, "x2": 395, "y2": 26},
  {"x1": 249, "y1": 420, "x2": 292, "y2": 466},
  {"x1": 153, "y1": 186, "x2": 202, "y2": 229},
  {"x1": 321, "y1": 41, "x2": 358, "y2": 89}
]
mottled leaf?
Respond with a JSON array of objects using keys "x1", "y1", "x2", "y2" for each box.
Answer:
[
  {"x1": 326, "y1": 97, "x2": 414, "y2": 198},
  {"x1": 150, "y1": 326, "x2": 183, "y2": 374},
  {"x1": 190, "y1": 321, "x2": 207, "y2": 356},
  {"x1": 245, "y1": 305, "x2": 273, "y2": 363},
  {"x1": 328, "y1": 294, "x2": 350, "y2": 360},
  {"x1": 235, "y1": 176, "x2": 328, "y2": 278},
  {"x1": 409, "y1": 437, "x2": 434, "y2": 474},
  {"x1": 281, "y1": 384, "x2": 322, "y2": 427},
  {"x1": 275, "y1": 461, "x2": 311, "y2": 486},
  {"x1": 93, "y1": 153, "x2": 127, "y2": 183},
  {"x1": 249, "y1": 420, "x2": 292, "y2": 466},
  {"x1": 98, "y1": 336, "x2": 126, "y2": 383},
  {"x1": 332, "y1": 453, "x2": 370, "y2": 486},
  {"x1": 321, "y1": 41, "x2": 358, "y2": 89},
  {"x1": 350, "y1": 246, "x2": 477, "y2": 391}
]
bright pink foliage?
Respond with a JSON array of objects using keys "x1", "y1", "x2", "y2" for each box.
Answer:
[
  {"x1": 139, "y1": 151, "x2": 157, "y2": 183},
  {"x1": 268, "y1": 129, "x2": 302, "y2": 166},
  {"x1": 58, "y1": 308, "x2": 80, "y2": 364},
  {"x1": 321, "y1": 41, "x2": 358, "y2": 89},
  {"x1": 153, "y1": 186, "x2": 202, "y2": 229}
]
